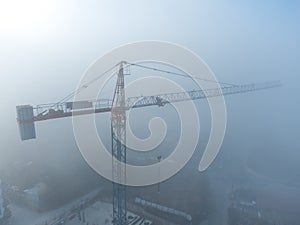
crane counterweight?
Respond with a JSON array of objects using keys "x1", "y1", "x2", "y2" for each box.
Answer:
[{"x1": 16, "y1": 105, "x2": 36, "y2": 140}]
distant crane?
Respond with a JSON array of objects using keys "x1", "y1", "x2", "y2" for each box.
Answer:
[{"x1": 16, "y1": 61, "x2": 280, "y2": 225}]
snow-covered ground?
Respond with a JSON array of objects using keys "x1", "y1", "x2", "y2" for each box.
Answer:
[
  {"x1": 7, "y1": 189, "x2": 101, "y2": 225},
  {"x1": 65, "y1": 201, "x2": 112, "y2": 225},
  {"x1": 7, "y1": 189, "x2": 152, "y2": 225},
  {"x1": 64, "y1": 201, "x2": 152, "y2": 225}
]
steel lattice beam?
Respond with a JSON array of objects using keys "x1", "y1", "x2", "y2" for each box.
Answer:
[{"x1": 111, "y1": 63, "x2": 127, "y2": 225}]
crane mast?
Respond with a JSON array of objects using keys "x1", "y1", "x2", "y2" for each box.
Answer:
[
  {"x1": 111, "y1": 63, "x2": 127, "y2": 225},
  {"x1": 16, "y1": 62, "x2": 280, "y2": 225}
]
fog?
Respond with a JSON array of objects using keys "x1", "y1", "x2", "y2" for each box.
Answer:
[{"x1": 0, "y1": 0, "x2": 299, "y2": 224}]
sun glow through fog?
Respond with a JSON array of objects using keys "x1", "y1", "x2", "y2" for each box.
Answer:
[{"x1": 0, "y1": 0, "x2": 60, "y2": 36}]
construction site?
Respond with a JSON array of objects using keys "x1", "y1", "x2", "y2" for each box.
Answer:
[
  {"x1": 0, "y1": 1, "x2": 298, "y2": 225},
  {"x1": 5, "y1": 61, "x2": 281, "y2": 225}
]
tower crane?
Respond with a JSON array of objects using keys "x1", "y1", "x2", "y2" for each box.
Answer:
[{"x1": 16, "y1": 62, "x2": 280, "y2": 225}]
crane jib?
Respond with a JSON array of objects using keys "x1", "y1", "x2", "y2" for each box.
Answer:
[{"x1": 16, "y1": 81, "x2": 281, "y2": 141}]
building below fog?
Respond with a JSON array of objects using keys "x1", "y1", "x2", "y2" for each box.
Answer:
[
  {"x1": 0, "y1": 179, "x2": 4, "y2": 221},
  {"x1": 22, "y1": 183, "x2": 47, "y2": 211},
  {"x1": 0, "y1": 178, "x2": 11, "y2": 224}
]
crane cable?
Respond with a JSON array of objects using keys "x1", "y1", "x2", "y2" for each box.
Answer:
[
  {"x1": 128, "y1": 62, "x2": 239, "y2": 87},
  {"x1": 39, "y1": 62, "x2": 120, "y2": 114},
  {"x1": 59, "y1": 63, "x2": 121, "y2": 104},
  {"x1": 47, "y1": 61, "x2": 237, "y2": 112}
]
